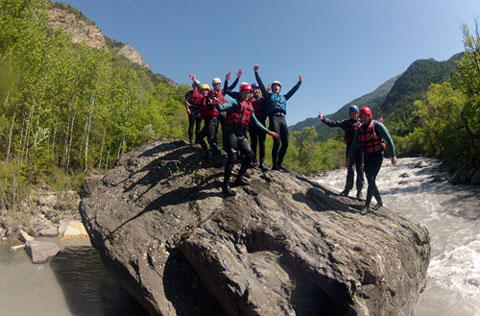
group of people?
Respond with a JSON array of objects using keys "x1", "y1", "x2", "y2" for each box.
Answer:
[
  {"x1": 318, "y1": 105, "x2": 397, "y2": 214},
  {"x1": 185, "y1": 65, "x2": 396, "y2": 214},
  {"x1": 184, "y1": 65, "x2": 302, "y2": 197}
]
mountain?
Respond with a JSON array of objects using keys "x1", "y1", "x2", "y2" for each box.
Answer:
[
  {"x1": 290, "y1": 76, "x2": 398, "y2": 142},
  {"x1": 378, "y1": 53, "x2": 463, "y2": 136},
  {"x1": 49, "y1": 2, "x2": 177, "y2": 88},
  {"x1": 291, "y1": 53, "x2": 463, "y2": 141}
]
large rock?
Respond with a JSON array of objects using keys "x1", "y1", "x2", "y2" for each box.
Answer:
[
  {"x1": 80, "y1": 139, "x2": 431, "y2": 316},
  {"x1": 25, "y1": 240, "x2": 60, "y2": 264}
]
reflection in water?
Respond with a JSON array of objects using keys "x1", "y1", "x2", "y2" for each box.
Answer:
[
  {"x1": 50, "y1": 246, "x2": 148, "y2": 316},
  {"x1": 0, "y1": 242, "x2": 147, "y2": 316},
  {"x1": 316, "y1": 157, "x2": 480, "y2": 316}
]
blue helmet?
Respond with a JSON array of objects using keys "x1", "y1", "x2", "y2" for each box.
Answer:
[
  {"x1": 251, "y1": 83, "x2": 259, "y2": 89},
  {"x1": 349, "y1": 105, "x2": 359, "y2": 113}
]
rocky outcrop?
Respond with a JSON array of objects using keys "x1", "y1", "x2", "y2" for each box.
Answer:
[
  {"x1": 80, "y1": 139, "x2": 431, "y2": 316},
  {"x1": 48, "y1": 7, "x2": 149, "y2": 68}
]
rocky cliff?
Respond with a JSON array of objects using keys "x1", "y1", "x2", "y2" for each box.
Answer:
[
  {"x1": 80, "y1": 139, "x2": 431, "y2": 316},
  {"x1": 49, "y1": 6, "x2": 149, "y2": 68}
]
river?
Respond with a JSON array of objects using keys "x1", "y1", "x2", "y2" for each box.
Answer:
[
  {"x1": 315, "y1": 157, "x2": 480, "y2": 316},
  {"x1": 0, "y1": 237, "x2": 147, "y2": 316},
  {"x1": 0, "y1": 157, "x2": 478, "y2": 315}
]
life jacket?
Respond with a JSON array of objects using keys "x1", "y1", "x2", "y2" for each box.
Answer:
[
  {"x1": 358, "y1": 120, "x2": 386, "y2": 154},
  {"x1": 251, "y1": 95, "x2": 267, "y2": 120},
  {"x1": 199, "y1": 96, "x2": 219, "y2": 119},
  {"x1": 344, "y1": 119, "x2": 360, "y2": 144},
  {"x1": 266, "y1": 93, "x2": 287, "y2": 115},
  {"x1": 225, "y1": 99, "x2": 253, "y2": 128},
  {"x1": 209, "y1": 88, "x2": 227, "y2": 105},
  {"x1": 187, "y1": 88, "x2": 203, "y2": 108}
]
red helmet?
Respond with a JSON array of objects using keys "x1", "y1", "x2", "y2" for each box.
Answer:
[
  {"x1": 359, "y1": 107, "x2": 372, "y2": 118},
  {"x1": 240, "y1": 83, "x2": 252, "y2": 92}
]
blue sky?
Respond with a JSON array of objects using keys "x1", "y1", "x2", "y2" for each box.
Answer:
[{"x1": 56, "y1": 0, "x2": 479, "y2": 125}]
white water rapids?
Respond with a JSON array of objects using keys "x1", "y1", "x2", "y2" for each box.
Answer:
[{"x1": 315, "y1": 157, "x2": 480, "y2": 316}]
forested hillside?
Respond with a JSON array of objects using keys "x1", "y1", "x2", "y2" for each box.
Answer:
[
  {"x1": 290, "y1": 76, "x2": 397, "y2": 142},
  {"x1": 0, "y1": 0, "x2": 190, "y2": 208}
]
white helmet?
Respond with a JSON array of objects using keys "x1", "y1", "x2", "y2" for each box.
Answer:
[
  {"x1": 212, "y1": 77, "x2": 221, "y2": 85},
  {"x1": 271, "y1": 80, "x2": 282, "y2": 87}
]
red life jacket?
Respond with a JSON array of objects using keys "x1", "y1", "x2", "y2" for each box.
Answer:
[
  {"x1": 187, "y1": 88, "x2": 203, "y2": 107},
  {"x1": 209, "y1": 89, "x2": 227, "y2": 105},
  {"x1": 225, "y1": 99, "x2": 253, "y2": 128},
  {"x1": 251, "y1": 95, "x2": 267, "y2": 120},
  {"x1": 344, "y1": 119, "x2": 360, "y2": 144},
  {"x1": 199, "y1": 96, "x2": 219, "y2": 119},
  {"x1": 358, "y1": 120, "x2": 386, "y2": 154}
]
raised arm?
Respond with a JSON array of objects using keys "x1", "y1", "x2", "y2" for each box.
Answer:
[
  {"x1": 254, "y1": 65, "x2": 269, "y2": 98},
  {"x1": 284, "y1": 74, "x2": 303, "y2": 100},
  {"x1": 189, "y1": 73, "x2": 201, "y2": 89}
]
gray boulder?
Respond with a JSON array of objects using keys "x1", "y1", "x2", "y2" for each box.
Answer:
[
  {"x1": 80, "y1": 139, "x2": 431, "y2": 316},
  {"x1": 25, "y1": 240, "x2": 60, "y2": 264}
]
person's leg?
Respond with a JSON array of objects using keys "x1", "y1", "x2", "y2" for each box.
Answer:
[
  {"x1": 198, "y1": 118, "x2": 210, "y2": 157},
  {"x1": 277, "y1": 116, "x2": 289, "y2": 170},
  {"x1": 362, "y1": 153, "x2": 383, "y2": 214},
  {"x1": 258, "y1": 118, "x2": 267, "y2": 171},
  {"x1": 342, "y1": 150, "x2": 354, "y2": 196},
  {"x1": 235, "y1": 136, "x2": 254, "y2": 185},
  {"x1": 355, "y1": 150, "x2": 365, "y2": 199},
  {"x1": 269, "y1": 116, "x2": 281, "y2": 169},
  {"x1": 207, "y1": 116, "x2": 221, "y2": 157},
  {"x1": 188, "y1": 112, "x2": 195, "y2": 144},
  {"x1": 223, "y1": 131, "x2": 238, "y2": 197}
]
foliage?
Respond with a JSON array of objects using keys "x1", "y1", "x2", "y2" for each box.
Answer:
[{"x1": 0, "y1": 0, "x2": 188, "y2": 208}]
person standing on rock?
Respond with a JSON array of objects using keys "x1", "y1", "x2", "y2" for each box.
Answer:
[
  {"x1": 216, "y1": 83, "x2": 278, "y2": 197},
  {"x1": 249, "y1": 83, "x2": 269, "y2": 171},
  {"x1": 254, "y1": 64, "x2": 302, "y2": 171},
  {"x1": 346, "y1": 107, "x2": 397, "y2": 214},
  {"x1": 185, "y1": 80, "x2": 203, "y2": 145},
  {"x1": 197, "y1": 83, "x2": 222, "y2": 159},
  {"x1": 318, "y1": 105, "x2": 364, "y2": 200}
]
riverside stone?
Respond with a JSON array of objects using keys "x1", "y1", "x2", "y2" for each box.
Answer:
[
  {"x1": 25, "y1": 240, "x2": 60, "y2": 264},
  {"x1": 19, "y1": 230, "x2": 34, "y2": 242},
  {"x1": 61, "y1": 220, "x2": 88, "y2": 239},
  {"x1": 80, "y1": 139, "x2": 431, "y2": 316},
  {"x1": 39, "y1": 227, "x2": 59, "y2": 237}
]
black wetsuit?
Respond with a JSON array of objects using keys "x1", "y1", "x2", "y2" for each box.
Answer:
[
  {"x1": 321, "y1": 117, "x2": 364, "y2": 196},
  {"x1": 254, "y1": 71, "x2": 301, "y2": 169}
]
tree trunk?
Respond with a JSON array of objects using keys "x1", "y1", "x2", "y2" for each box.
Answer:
[
  {"x1": 97, "y1": 127, "x2": 106, "y2": 169},
  {"x1": 84, "y1": 79, "x2": 99, "y2": 174}
]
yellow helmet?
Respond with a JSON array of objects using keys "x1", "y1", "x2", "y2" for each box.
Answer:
[{"x1": 200, "y1": 84, "x2": 210, "y2": 90}]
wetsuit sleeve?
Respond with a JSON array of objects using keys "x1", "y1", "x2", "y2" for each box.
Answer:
[
  {"x1": 254, "y1": 71, "x2": 269, "y2": 99},
  {"x1": 321, "y1": 117, "x2": 347, "y2": 129},
  {"x1": 217, "y1": 99, "x2": 237, "y2": 112},
  {"x1": 228, "y1": 77, "x2": 239, "y2": 91},
  {"x1": 375, "y1": 122, "x2": 396, "y2": 156},
  {"x1": 224, "y1": 79, "x2": 241, "y2": 98},
  {"x1": 347, "y1": 130, "x2": 360, "y2": 158},
  {"x1": 284, "y1": 80, "x2": 302, "y2": 100},
  {"x1": 184, "y1": 90, "x2": 193, "y2": 108},
  {"x1": 251, "y1": 113, "x2": 270, "y2": 133}
]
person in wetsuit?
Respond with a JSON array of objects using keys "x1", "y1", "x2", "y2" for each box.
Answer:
[
  {"x1": 318, "y1": 104, "x2": 364, "y2": 200},
  {"x1": 254, "y1": 64, "x2": 302, "y2": 171},
  {"x1": 197, "y1": 83, "x2": 222, "y2": 160},
  {"x1": 216, "y1": 83, "x2": 278, "y2": 197},
  {"x1": 184, "y1": 83, "x2": 203, "y2": 145},
  {"x1": 347, "y1": 107, "x2": 397, "y2": 214}
]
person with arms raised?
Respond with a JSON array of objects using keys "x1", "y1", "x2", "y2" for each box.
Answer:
[{"x1": 254, "y1": 64, "x2": 302, "y2": 171}]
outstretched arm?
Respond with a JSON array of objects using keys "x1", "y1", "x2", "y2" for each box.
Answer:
[
  {"x1": 284, "y1": 75, "x2": 303, "y2": 100},
  {"x1": 252, "y1": 113, "x2": 278, "y2": 138},
  {"x1": 216, "y1": 99, "x2": 237, "y2": 112},
  {"x1": 375, "y1": 122, "x2": 396, "y2": 157},
  {"x1": 254, "y1": 65, "x2": 269, "y2": 97}
]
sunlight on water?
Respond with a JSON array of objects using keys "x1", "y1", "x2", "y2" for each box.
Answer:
[{"x1": 316, "y1": 157, "x2": 480, "y2": 316}]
